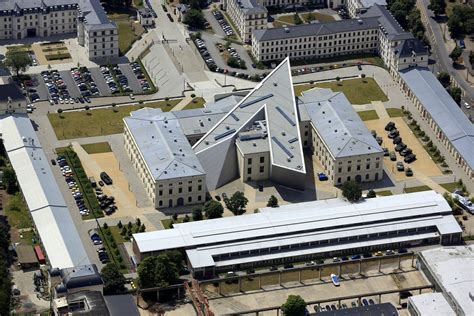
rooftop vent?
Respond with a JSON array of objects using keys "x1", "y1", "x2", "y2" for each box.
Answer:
[
  {"x1": 273, "y1": 82, "x2": 278, "y2": 86},
  {"x1": 357, "y1": 19, "x2": 363, "y2": 24},
  {"x1": 287, "y1": 157, "x2": 291, "y2": 162},
  {"x1": 334, "y1": 129, "x2": 338, "y2": 132},
  {"x1": 284, "y1": 26, "x2": 289, "y2": 33},
  {"x1": 253, "y1": 142, "x2": 257, "y2": 147},
  {"x1": 205, "y1": 141, "x2": 209, "y2": 145},
  {"x1": 281, "y1": 131, "x2": 286, "y2": 136}
]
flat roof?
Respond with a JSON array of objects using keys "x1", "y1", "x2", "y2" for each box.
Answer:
[
  {"x1": 298, "y1": 88, "x2": 383, "y2": 158},
  {"x1": 0, "y1": 115, "x2": 89, "y2": 269},
  {"x1": 253, "y1": 17, "x2": 380, "y2": 42},
  {"x1": 408, "y1": 293, "x2": 456, "y2": 316},
  {"x1": 193, "y1": 58, "x2": 306, "y2": 189},
  {"x1": 419, "y1": 245, "x2": 474, "y2": 315},
  {"x1": 134, "y1": 191, "x2": 461, "y2": 268},
  {"x1": 15, "y1": 244, "x2": 38, "y2": 264},
  {"x1": 399, "y1": 67, "x2": 474, "y2": 171}
]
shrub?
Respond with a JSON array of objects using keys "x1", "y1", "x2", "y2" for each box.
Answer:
[
  {"x1": 215, "y1": 195, "x2": 221, "y2": 201},
  {"x1": 191, "y1": 93, "x2": 196, "y2": 98}
]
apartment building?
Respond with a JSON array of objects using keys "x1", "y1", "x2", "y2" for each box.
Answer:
[
  {"x1": 226, "y1": 0, "x2": 267, "y2": 42},
  {"x1": 77, "y1": 0, "x2": 118, "y2": 60},
  {"x1": 0, "y1": 0, "x2": 78, "y2": 40},
  {"x1": 251, "y1": 17, "x2": 379, "y2": 62},
  {"x1": 298, "y1": 88, "x2": 384, "y2": 185}
]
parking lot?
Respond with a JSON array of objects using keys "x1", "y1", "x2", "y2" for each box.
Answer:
[
  {"x1": 365, "y1": 117, "x2": 442, "y2": 182},
  {"x1": 30, "y1": 63, "x2": 151, "y2": 103}
]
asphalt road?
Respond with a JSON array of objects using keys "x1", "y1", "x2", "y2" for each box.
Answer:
[
  {"x1": 31, "y1": 74, "x2": 49, "y2": 101},
  {"x1": 418, "y1": 0, "x2": 474, "y2": 105}
]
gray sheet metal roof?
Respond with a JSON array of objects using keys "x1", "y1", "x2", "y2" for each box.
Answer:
[
  {"x1": 235, "y1": 0, "x2": 267, "y2": 14},
  {"x1": 0, "y1": 114, "x2": 90, "y2": 269},
  {"x1": 359, "y1": 0, "x2": 387, "y2": 8},
  {"x1": 124, "y1": 108, "x2": 206, "y2": 181},
  {"x1": 78, "y1": 0, "x2": 116, "y2": 31},
  {"x1": 61, "y1": 264, "x2": 102, "y2": 289},
  {"x1": 399, "y1": 67, "x2": 474, "y2": 170},
  {"x1": 362, "y1": 4, "x2": 413, "y2": 40},
  {"x1": 193, "y1": 58, "x2": 305, "y2": 186},
  {"x1": 0, "y1": 0, "x2": 77, "y2": 11},
  {"x1": 134, "y1": 191, "x2": 461, "y2": 268},
  {"x1": 298, "y1": 88, "x2": 383, "y2": 158},
  {"x1": 0, "y1": 83, "x2": 26, "y2": 103},
  {"x1": 253, "y1": 17, "x2": 379, "y2": 42}
]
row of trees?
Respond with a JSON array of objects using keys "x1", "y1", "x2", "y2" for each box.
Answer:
[
  {"x1": 387, "y1": 0, "x2": 427, "y2": 44},
  {"x1": 447, "y1": 5, "x2": 474, "y2": 38},
  {"x1": 437, "y1": 71, "x2": 461, "y2": 104},
  {"x1": 0, "y1": 220, "x2": 11, "y2": 315}
]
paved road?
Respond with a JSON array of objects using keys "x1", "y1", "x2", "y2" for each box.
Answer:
[
  {"x1": 203, "y1": 9, "x2": 226, "y2": 38},
  {"x1": 31, "y1": 74, "x2": 49, "y2": 101},
  {"x1": 418, "y1": 0, "x2": 474, "y2": 105}
]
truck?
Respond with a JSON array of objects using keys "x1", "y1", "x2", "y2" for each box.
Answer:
[{"x1": 89, "y1": 176, "x2": 97, "y2": 188}]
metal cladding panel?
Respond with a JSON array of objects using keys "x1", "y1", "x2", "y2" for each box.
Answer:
[{"x1": 271, "y1": 164, "x2": 305, "y2": 190}]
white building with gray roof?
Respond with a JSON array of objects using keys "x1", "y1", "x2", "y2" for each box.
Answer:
[
  {"x1": 298, "y1": 88, "x2": 384, "y2": 185},
  {"x1": 123, "y1": 107, "x2": 224, "y2": 208},
  {"x1": 399, "y1": 67, "x2": 474, "y2": 180},
  {"x1": 132, "y1": 191, "x2": 462, "y2": 278},
  {"x1": 225, "y1": 0, "x2": 267, "y2": 42},
  {"x1": 77, "y1": 0, "x2": 118, "y2": 60}
]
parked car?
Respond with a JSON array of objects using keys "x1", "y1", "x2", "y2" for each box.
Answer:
[
  {"x1": 404, "y1": 153, "x2": 416, "y2": 163},
  {"x1": 318, "y1": 173, "x2": 328, "y2": 181},
  {"x1": 388, "y1": 129, "x2": 399, "y2": 138},
  {"x1": 392, "y1": 136, "x2": 402, "y2": 145},
  {"x1": 100, "y1": 171, "x2": 113, "y2": 185},
  {"x1": 330, "y1": 273, "x2": 340, "y2": 286},
  {"x1": 405, "y1": 168, "x2": 413, "y2": 176},
  {"x1": 383, "y1": 147, "x2": 389, "y2": 156},
  {"x1": 395, "y1": 143, "x2": 407, "y2": 152},
  {"x1": 389, "y1": 151, "x2": 396, "y2": 161},
  {"x1": 396, "y1": 161, "x2": 404, "y2": 171},
  {"x1": 384, "y1": 121, "x2": 396, "y2": 131}
]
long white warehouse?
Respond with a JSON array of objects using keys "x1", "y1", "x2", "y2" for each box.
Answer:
[
  {"x1": 133, "y1": 191, "x2": 462, "y2": 278},
  {"x1": 0, "y1": 114, "x2": 90, "y2": 269}
]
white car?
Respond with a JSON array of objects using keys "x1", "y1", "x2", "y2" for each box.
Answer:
[
  {"x1": 464, "y1": 102, "x2": 471, "y2": 109},
  {"x1": 331, "y1": 273, "x2": 340, "y2": 286}
]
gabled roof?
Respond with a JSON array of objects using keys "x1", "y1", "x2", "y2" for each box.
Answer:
[
  {"x1": 78, "y1": 0, "x2": 116, "y2": 31},
  {"x1": 298, "y1": 88, "x2": 382, "y2": 158},
  {"x1": 399, "y1": 67, "x2": 474, "y2": 170},
  {"x1": 362, "y1": 4, "x2": 413, "y2": 40},
  {"x1": 124, "y1": 108, "x2": 206, "y2": 181},
  {"x1": 253, "y1": 17, "x2": 379, "y2": 42},
  {"x1": 396, "y1": 37, "x2": 428, "y2": 58},
  {"x1": 193, "y1": 58, "x2": 305, "y2": 190}
]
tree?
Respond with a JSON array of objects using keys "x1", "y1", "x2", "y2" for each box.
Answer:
[
  {"x1": 117, "y1": 220, "x2": 123, "y2": 229},
  {"x1": 137, "y1": 256, "x2": 157, "y2": 288},
  {"x1": 341, "y1": 181, "x2": 362, "y2": 202},
  {"x1": 120, "y1": 226, "x2": 127, "y2": 236},
  {"x1": 225, "y1": 191, "x2": 248, "y2": 215},
  {"x1": 101, "y1": 263, "x2": 125, "y2": 295},
  {"x1": 164, "y1": 250, "x2": 183, "y2": 268},
  {"x1": 112, "y1": 103, "x2": 117, "y2": 112},
  {"x1": 305, "y1": 12, "x2": 315, "y2": 22},
  {"x1": 4, "y1": 51, "x2": 31, "y2": 77},
  {"x1": 3, "y1": 167, "x2": 18, "y2": 194},
  {"x1": 449, "y1": 46, "x2": 463, "y2": 63},
  {"x1": 448, "y1": 86, "x2": 462, "y2": 104},
  {"x1": 281, "y1": 295, "x2": 307, "y2": 316},
  {"x1": 367, "y1": 190, "x2": 376, "y2": 198},
  {"x1": 127, "y1": 221, "x2": 132, "y2": 230},
  {"x1": 227, "y1": 56, "x2": 240, "y2": 68},
  {"x1": 84, "y1": 105, "x2": 90, "y2": 115},
  {"x1": 267, "y1": 195, "x2": 279, "y2": 207},
  {"x1": 293, "y1": 13, "x2": 303, "y2": 25},
  {"x1": 57, "y1": 108, "x2": 63, "y2": 118},
  {"x1": 154, "y1": 253, "x2": 180, "y2": 287},
  {"x1": 428, "y1": 0, "x2": 446, "y2": 16},
  {"x1": 335, "y1": 76, "x2": 341, "y2": 85},
  {"x1": 437, "y1": 72, "x2": 451, "y2": 87},
  {"x1": 204, "y1": 200, "x2": 224, "y2": 219},
  {"x1": 361, "y1": 73, "x2": 366, "y2": 82},
  {"x1": 183, "y1": 9, "x2": 206, "y2": 29},
  {"x1": 139, "y1": 224, "x2": 146, "y2": 232},
  {"x1": 192, "y1": 207, "x2": 203, "y2": 221}
]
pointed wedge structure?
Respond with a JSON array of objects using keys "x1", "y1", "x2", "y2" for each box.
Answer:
[{"x1": 193, "y1": 58, "x2": 306, "y2": 190}]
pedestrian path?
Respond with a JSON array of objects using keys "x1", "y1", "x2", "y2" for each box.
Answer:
[{"x1": 372, "y1": 101, "x2": 390, "y2": 121}]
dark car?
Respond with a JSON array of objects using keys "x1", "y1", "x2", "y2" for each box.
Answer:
[
  {"x1": 398, "y1": 248, "x2": 408, "y2": 253},
  {"x1": 100, "y1": 171, "x2": 113, "y2": 185},
  {"x1": 341, "y1": 256, "x2": 349, "y2": 261},
  {"x1": 284, "y1": 264, "x2": 294, "y2": 269},
  {"x1": 383, "y1": 147, "x2": 389, "y2": 156},
  {"x1": 363, "y1": 253, "x2": 373, "y2": 258},
  {"x1": 369, "y1": 299, "x2": 375, "y2": 305},
  {"x1": 330, "y1": 305, "x2": 337, "y2": 310},
  {"x1": 390, "y1": 151, "x2": 397, "y2": 161},
  {"x1": 98, "y1": 180, "x2": 104, "y2": 186},
  {"x1": 351, "y1": 254, "x2": 361, "y2": 260},
  {"x1": 392, "y1": 136, "x2": 402, "y2": 145},
  {"x1": 376, "y1": 136, "x2": 383, "y2": 145},
  {"x1": 388, "y1": 130, "x2": 399, "y2": 139},
  {"x1": 405, "y1": 168, "x2": 413, "y2": 176},
  {"x1": 270, "y1": 265, "x2": 278, "y2": 271},
  {"x1": 404, "y1": 154, "x2": 417, "y2": 163},
  {"x1": 362, "y1": 299, "x2": 369, "y2": 306},
  {"x1": 400, "y1": 148, "x2": 413, "y2": 156},
  {"x1": 384, "y1": 121, "x2": 396, "y2": 131},
  {"x1": 395, "y1": 143, "x2": 407, "y2": 152},
  {"x1": 51, "y1": 159, "x2": 56, "y2": 165}
]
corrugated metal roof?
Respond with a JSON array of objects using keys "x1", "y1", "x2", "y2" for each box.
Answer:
[
  {"x1": 399, "y1": 67, "x2": 474, "y2": 170},
  {"x1": 0, "y1": 114, "x2": 89, "y2": 269}
]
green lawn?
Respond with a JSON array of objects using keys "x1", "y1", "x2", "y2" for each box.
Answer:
[
  {"x1": 81, "y1": 142, "x2": 112, "y2": 154},
  {"x1": 357, "y1": 110, "x2": 379, "y2": 121},
  {"x1": 183, "y1": 97, "x2": 206, "y2": 110},
  {"x1": 440, "y1": 182, "x2": 462, "y2": 194},
  {"x1": 48, "y1": 99, "x2": 180, "y2": 140},
  {"x1": 275, "y1": 14, "x2": 296, "y2": 25},
  {"x1": 109, "y1": 14, "x2": 143, "y2": 55},
  {"x1": 386, "y1": 108, "x2": 404, "y2": 118},
  {"x1": 404, "y1": 185, "x2": 432, "y2": 193},
  {"x1": 162, "y1": 216, "x2": 193, "y2": 229},
  {"x1": 4, "y1": 193, "x2": 31, "y2": 229},
  {"x1": 109, "y1": 223, "x2": 142, "y2": 243},
  {"x1": 300, "y1": 12, "x2": 335, "y2": 23},
  {"x1": 375, "y1": 190, "x2": 393, "y2": 196},
  {"x1": 294, "y1": 78, "x2": 388, "y2": 105}
]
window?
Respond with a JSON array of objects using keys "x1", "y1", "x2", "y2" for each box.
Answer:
[
  {"x1": 347, "y1": 166, "x2": 351, "y2": 172},
  {"x1": 247, "y1": 167, "x2": 252, "y2": 174},
  {"x1": 198, "y1": 185, "x2": 202, "y2": 191},
  {"x1": 178, "y1": 188, "x2": 182, "y2": 193},
  {"x1": 260, "y1": 156, "x2": 264, "y2": 163},
  {"x1": 259, "y1": 166, "x2": 264, "y2": 173},
  {"x1": 159, "y1": 200, "x2": 163, "y2": 206},
  {"x1": 188, "y1": 186, "x2": 192, "y2": 192},
  {"x1": 198, "y1": 195, "x2": 202, "y2": 201},
  {"x1": 248, "y1": 158, "x2": 252, "y2": 165},
  {"x1": 366, "y1": 164, "x2": 370, "y2": 169},
  {"x1": 159, "y1": 190, "x2": 163, "y2": 196},
  {"x1": 169, "y1": 189, "x2": 172, "y2": 194},
  {"x1": 188, "y1": 196, "x2": 192, "y2": 202}
]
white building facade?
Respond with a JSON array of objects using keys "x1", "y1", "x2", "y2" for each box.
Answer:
[{"x1": 226, "y1": 0, "x2": 267, "y2": 42}]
